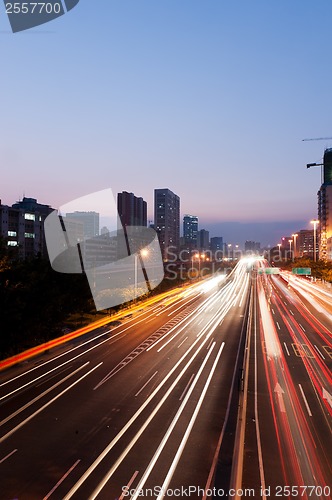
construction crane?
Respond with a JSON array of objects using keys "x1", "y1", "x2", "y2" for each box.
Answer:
[{"x1": 302, "y1": 137, "x2": 332, "y2": 141}]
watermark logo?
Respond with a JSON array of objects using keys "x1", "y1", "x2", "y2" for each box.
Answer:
[
  {"x1": 44, "y1": 189, "x2": 164, "y2": 311},
  {"x1": 3, "y1": 0, "x2": 80, "y2": 33}
]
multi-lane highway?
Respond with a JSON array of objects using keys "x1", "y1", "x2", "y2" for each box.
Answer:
[
  {"x1": 0, "y1": 261, "x2": 251, "y2": 499},
  {"x1": 1, "y1": 258, "x2": 331, "y2": 500},
  {"x1": 238, "y1": 263, "x2": 332, "y2": 500}
]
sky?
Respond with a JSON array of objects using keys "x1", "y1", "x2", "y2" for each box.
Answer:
[{"x1": 1, "y1": 0, "x2": 332, "y2": 246}]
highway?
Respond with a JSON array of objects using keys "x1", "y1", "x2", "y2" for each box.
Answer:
[
  {"x1": 238, "y1": 262, "x2": 332, "y2": 500},
  {"x1": 0, "y1": 261, "x2": 251, "y2": 499},
  {"x1": 1, "y1": 258, "x2": 331, "y2": 500}
]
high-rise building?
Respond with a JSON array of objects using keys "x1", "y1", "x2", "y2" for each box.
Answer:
[
  {"x1": 317, "y1": 148, "x2": 332, "y2": 260},
  {"x1": 154, "y1": 188, "x2": 180, "y2": 260},
  {"x1": 1, "y1": 197, "x2": 54, "y2": 259},
  {"x1": 298, "y1": 229, "x2": 314, "y2": 258},
  {"x1": 117, "y1": 191, "x2": 147, "y2": 228},
  {"x1": 210, "y1": 236, "x2": 223, "y2": 255},
  {"x1": 183, "y1": 214, "x2": 198, "y2": 248},
  {"x1": 198, "y1": 229, "x2": 209, "y2": 250},
  {"x1": 65, "y1": 211, "x2": 99, "y2": 239}
]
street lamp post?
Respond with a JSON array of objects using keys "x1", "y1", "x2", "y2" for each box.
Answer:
[
  {"x1": 277, "y1": 243, "x2": 281, "y2": 260},
  {"x1": 310, "y1": 219, "x2": 319, "y2": 262},
  {"x1": 292, "y1": 233, "x2": 298, "y2": 260},
  {"x1": 288, "y1": 239, "x2": 293, "y2": 261},
  {"x1": 134, "y1": 248, "x2": 148, "y2": 299},
  {"x1": 228, "y1": 244, "x2": 232, "y2": 260}
]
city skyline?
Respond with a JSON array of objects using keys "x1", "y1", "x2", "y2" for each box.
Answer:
[
  {"x1": 0, "y1": 190, "x2": 316, "y2": 249},
  {"x1": 1, "y1": 1, "x2": 332, "y2": 247}
]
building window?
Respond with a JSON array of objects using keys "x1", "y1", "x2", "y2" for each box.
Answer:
[
  {"x1": 24, "y1": 213, "x2": 35, "y2": 221},
  {"x1": 8, "y1": 231, "x2": 17, "y2": 237},
  {"x1": 25, "y1": 232, "x2": 35, "y2": 238},
  {"x1": 8, "y1": 241, "x2": 18, "y2": 246}
]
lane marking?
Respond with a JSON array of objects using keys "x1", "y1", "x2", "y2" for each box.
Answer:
[
  {"x1": 299, "y1": 323, "x2": 306, "y2": 332},
  {"x1": 177, "y1": 336, "x2": 188, "y2": 349},
  {"x1": 131, "y1": 343, "x2": 223, "y2": 500},
  {"x1": 292, "y1": 343, "x2": 304, "y2": 357},
  {"x1": 322, "y1": 346, "x2": 332, "y2": 359},
  {"x1": 156, "y1": 344, "x2": 225, "y2": 498},
  {"x1": 0, "y1": 448, "x2": 17, "y2": 464},
  {"x1": 0, "y1": 363, "x2": 102, "y2": 444},
  {"x1": 63, "y1": 330, "x2": 226, "y2": 499},
  {"x1": 0, "y1": 333, "x2": 119, "y2": 402},
  {"x1": 301, "y1": 344, "x2": 315, "y2": 358},
  {"x1": 276, "y1": 321, "x2": 281, "y2": 330},
  {"x1": 206, "y1": 338, "x2": 214, "y2": 351},
  {"x1": 179, "y1": 373, "x2": 195, "y2": 401},
  {"x1": 43, "y1": 460, "x2": 81, "y2": 500},
  {"x1": 135, "y1": 372, "x2": 158, "y2": 397},
  {"x1": 254, "y1": 287, "x2": 267, "y2": 496},
  {"x1": 283, "y1": 342, "x2": 290, "y2": 356},
  {"x1": 298, "y1": 384, "x2": 312, "y2": 417},
  {"x1": 289, "y1": 310, "x2": 294, "y2": 316},
  {"x1": 90, "y1": 343, "x2": 224, "y2": 500},
  {"x1": 118, "y1": 470, "x2": 139, "y2": 500},
  {"x1": 274, "y1": 383, "x2": 286, "y2": 413},
  {"x1": 314, "y1": 344, "x2": 325, "y2": 359},
  {"x1": 0, "y1": 330, "x2": 111, "y2": 388},
  {"x1": 0, "y1": 363, "x2": 89, "y2": 428}
]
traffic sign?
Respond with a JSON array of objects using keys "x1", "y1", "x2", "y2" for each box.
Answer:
[
  {"x1": 265, "y1": 268, "x2": 280, "y2": 274},
  {"x1": 292, "y1": 268, "x2": 311, "y2": 275}
]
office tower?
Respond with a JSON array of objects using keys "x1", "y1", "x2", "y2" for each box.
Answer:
[
  {"x1": 210, "y1": 236, "x2": 223, "y2": 258},
  {"x1": 198, "y1": 229, "x2": 209, "y2": 250},
  {"x1": 65, "y1": 211, "x2": 99, "y2": 239},
  {"x1": 183, "y1": 214, "x2": 198, "y2": 248},
  {"x1": 317, "y1": 148, "x2": 332, "y2": 260},
  {"x1": 117, "y1": 191, "x2": 147, "y2": 228},
  {"x1": 1, "y1": 197, "x2": 54, "y2": 259},
  {"x1": 154, "y1": 188, "x2": 180, "y2": 260},
  {"x1": 298, "y1": 229, "x2": 314, "y2": 258}
]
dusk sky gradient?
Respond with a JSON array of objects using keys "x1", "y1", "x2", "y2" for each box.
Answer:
[{"x1": 1, "y1": 1, "x2": 332, "y2": 246}]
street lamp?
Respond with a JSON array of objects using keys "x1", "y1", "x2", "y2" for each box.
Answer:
[
  {"x1": 228, "y1": 244, "x2": 232, "y2": 260},
  {"x1": 135, "y1": 248, "x2": 148, "y2": 299},
  {"x1": 292, "y1": 233, "x2": 298, "y2": 260},
  {"x1": 288, "y1": 239, "x2": 293, "y2": 261},
  {"x1": 310, "y1": 219, "x2": 319, "y2": 262},
  {"x1": 235, "y1": 244, "x2": 239, "y2": 260},
  {"x1": 277, "y1": 243, "x2": 281, "y2": 260}
]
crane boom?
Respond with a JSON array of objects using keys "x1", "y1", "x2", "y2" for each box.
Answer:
[{"x1": 302, "y1": 137, "x2": 332, "y2": 141}]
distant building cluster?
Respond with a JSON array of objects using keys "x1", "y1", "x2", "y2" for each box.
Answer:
[
  {"x1": 244, "y1": 240, "x2": 261, "y2": 253},
  {"x1": 0, "y1": 188, "x2": 230, "y2": 263}
]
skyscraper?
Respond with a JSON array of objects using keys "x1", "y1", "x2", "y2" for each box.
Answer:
[
  {"x1": 298, "y1": 229, "x2": 314, "y2": 258},
  {"x1": 183, "y1": 214, "x2": 198, "y2": 248},
  {"x1": 154, "y1": 188, "x2": 180, "y2": 260},
  {"x1": 210, "y1": 236, "x2": 223, "y2": 256},
  {"x1": 317, "y1": 148, "x2": 332, "y2": 260},
  {"x1": 117, "y1": 191, "x2": 147, "y2": 228},
  {"x1": 198, "y1": 228, "x2": 209, "y2": 251}
]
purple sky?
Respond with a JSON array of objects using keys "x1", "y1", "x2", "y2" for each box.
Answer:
[{"x1": 1, "y1": 1, "x2": 331, "y2": 246}]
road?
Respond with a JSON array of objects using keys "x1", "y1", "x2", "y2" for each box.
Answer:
[
  {"x1": 238, "y1": 262, "x2": 332, "y2": 500},
  {"x1": 2, "y1": 259, "x2": 331, "y2": 500},
  {"x1": 0, "y1": 261, "x2": 251, "y2": 499}
]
